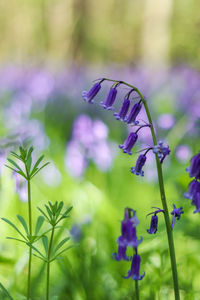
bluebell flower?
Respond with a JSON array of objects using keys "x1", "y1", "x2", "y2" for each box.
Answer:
[
  {"x1": 114, "y1": 98, "x2": 130, "y2": 121},
  {"x1": 184, "y1": 180, "x2": 200, "y2": 202},
  {"x1": 124, "y1": 254, "x2": 145, "y2": 280},
  {"x1": 112, "y1": 243, "x2": 129, "y2": 261},
  {"x1": 131, "y1": 154, "x2": 147, "y2": 176},
  {"x1": 125, "y1": 102, "x2": 142, "y2": 125},
  {"x1": 171, "y1": 204, "x2": 184, "y2": 229},
  {"x1": 82, "y1": 82, "x2": 101, "y2": 103},
  {"x1": 100, "y1": 87, "x2": 117, "y2": 110},
  {"x1": 186, "y1": 152, "x2": 200, "y2": 180},
  {"x1": 153, "y1": 141, "x2": 170, "y2": 163},
  {"x1": 70, "y1": 224, "x2": 83, "y2": 242},
  {"x1": 119, "y1": 132, "x2": 138, "y2": 155},
  {"x1": 147, "y1": 214, "x2": 158, "y2": 234},
  {"x1": 193, "y1": 192, "x2": 200, "y2": 213}
]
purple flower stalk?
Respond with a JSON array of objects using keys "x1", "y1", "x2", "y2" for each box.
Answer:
[
  {"x1": 147, "y1": 214, "x2": 158, "y2": 234},
  {"x1": 125, "y1": 102, "x2": 142, "y2": 125},
  {"x1": 119, "y1": 132, "x2": 138, "y2": 155},
  {"x1": 114, "y1": 98, "x2": 130, "y2": 121},
  {"x1": 82, "y1": 82, "x2": 101, "y2": 104},
  {"x1": 186, "y1": 152, "x2": 200, "y2": 180},
  {"x1": 171, "y1": 205, "x2": 184, "y2": 229},
  {"x1": 100, "y1": 87, "x2": 117, "y2": 110},
  {"x1": 124, "y1": 254, "x2": 145, "y2": 281},
  {"x1": 131, "y1": 154, "x2": 147, "y2": 176}
]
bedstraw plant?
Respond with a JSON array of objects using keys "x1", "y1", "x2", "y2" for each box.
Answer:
[{"x1": 1, "y1": 146, "x2": 73, "y2": 300}]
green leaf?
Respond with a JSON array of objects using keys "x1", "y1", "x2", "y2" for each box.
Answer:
[
  {"x1": 17, "y1": 215, "x2": 29, "y2": 236},
  {"x1": 26, "y1": 243, "x2": 46, "y2": 260},
  {"x1": 0, "y1": 282, "x2": 14, "y2": 300},
  {"x1": 35, "y1": 216, "x2": 45, "y2": 236},
  {"x1": 2, "y1": 218, "x2": 27, "y2": 240},
  {"x1": 45, "y1": 205, "x2": 53, "y2": 220},
  {"x1": 27, "y1": 147, "x2": 34, "y2": 160},
  {"x1": 51, "y1": 246, "x2": 74, "y2": 262},
  {"x1": 30, "y1": 155, "x2": 44, "y2": 176},
  {"x1": 33, "y1": 254, "x2": 47, "y2": 262},
  {"x1": 26, "y1": 156, "x2": 32, "y2": 175},
  {"x1": 7, "y1": 158, "x2": 26, "y2": 178},
  {"x1": 37, "y1": 207, "x2": 50, "y2": 222},
  {"x1": 31, "y1": 162, "x2": 50, "y2": 178},
  {"x1": 55, "y1": 201, "x2": 64, "y2": 218},
  {"x1": 10, "y1": 151, "x2": 23, "y2": 161},
  {"x1": 42, "y1": 236, "x2": 49, "y2": 256},
  {"x1": 4, "y1": 165, "x2": 18, "y2": 173},
  {"x1": 63, "y1": 206, "x2": 73, "y2": 217},
  {"x1": 7, "y1": 237, "x2": 26, "y2": 244},
  {"x1": 52, "y1": 237, "x2": 70, "y2": 256}
]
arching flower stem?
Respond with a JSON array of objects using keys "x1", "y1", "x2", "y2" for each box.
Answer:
[{"x1": 103, "y1": 78, "x2": 180, "y2": 300}]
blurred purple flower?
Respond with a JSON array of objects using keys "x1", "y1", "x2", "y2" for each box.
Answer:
[
  {"x1": 186, "y1": 152, "x2": 200, "y2": 180},
  {"x1": 184, "y1": 180, "x2": 200, "y2": 202},
  {"x1": 157, "y1": 114, "x2": 175, "y2": 130},
  {"x1": 176, "y1": 145, "x2": 191, "y2": 163}
]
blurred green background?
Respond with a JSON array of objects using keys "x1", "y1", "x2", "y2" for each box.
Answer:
[{"x1": 0, "y1": 0, "x2": 200, "y2": 299}]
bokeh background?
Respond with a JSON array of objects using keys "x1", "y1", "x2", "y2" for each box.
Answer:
[{"x1": 0, "y1": 0, "x2": 200, "y2": 299}]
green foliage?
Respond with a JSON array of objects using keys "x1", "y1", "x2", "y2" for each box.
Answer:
[
  {"x1": 6, "y1": 146, "x2": 50, "y2": 180},
  {"x1": 0, "y1": 283, "x2": 13, "y2": 300}
]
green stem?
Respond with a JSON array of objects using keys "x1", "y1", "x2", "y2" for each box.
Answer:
[
  {"x1": 46, "y1": 226, "x2": 55, "y2": 300},
  {"x1": 104, "y1": 78, "x2": 180, "y2": 300},
  {"x1": 135, "y1": 280, "x2": 139, "y2": 300},
  {"x1": 27, "y1": 178, "x2": 32, "y2": 300}
]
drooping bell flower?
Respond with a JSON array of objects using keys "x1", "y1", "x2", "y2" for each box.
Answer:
[
  {"x1": 147, "y1": 214, "x2": 158, "y2": 234},
  {"x1": 171, "y1": 204, "x2": 184, "y2": 229},
  {"x1": 186, "y1": 152, "x2": 200, "y2": 180},
  {"x1": 125, "y1": 102, "x2": 142, "y2": 125},
  {"x1": 153, "y1": 141, "x2": 170, "y2": 163},
  {"x1": 131, "y1": 154, "x2": 147, "y2": 176},
  {"x1": 100, "y1": 87, "x2": 117, "y2": 110},
  {"x1": 124, "y1": 254, "x2": 145, "y2": 281},
  {"x1": 119, "y1": 132, "x2": 138, "y2": 155},
  {"x1": 184, "y1": 180, "x2": 200, "y2": 202},
  {"x1": 193, "y1": 193, "x2": 200, "y2": 213},
  {"x1": 112, "y1": 241, "x2": 129, "y2": 261},
  {"x1": 114, "y1": 98, "x2": 130, "y2": 122},
  {"x1": 82, "y1": 82, "x2": 101, "y2": 104}
]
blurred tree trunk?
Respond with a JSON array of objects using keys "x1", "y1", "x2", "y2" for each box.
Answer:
[
  {"x1": 70, "y1": 0, "x2": 88, "y2": 63},
  {"x1": 141, "y1": 0, "x2": 173, "y2": 68}
]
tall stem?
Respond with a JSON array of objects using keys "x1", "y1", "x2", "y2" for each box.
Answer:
[
  {"x1": 46, "y1": 226, "x2": 55, "y2": 300},
  {"x1": 27, "y1": 179, "x2": 32, "y2": 300},
  {"x1": 104, "y1": 78, "x2": 180, "y2": 300},
  {"x1": 135, "y1": 280, "x2": 139, "y2": 300}
]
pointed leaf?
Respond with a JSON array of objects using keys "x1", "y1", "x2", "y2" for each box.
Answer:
[
  {"x1": 7, "y1": 158, "x2": 26, "y2": 178},
  {"x1": 27, "y1": 147, "x2": 34, "y2": 160},
  {"x1": 17, "y1": 215, "x2": 29, "y2": 236},
  {"x1": 51, "y1": 246, "x2": 74, "y2": 262},
  {"x1": 0, "y1": 282, "x2": 14, "y2": 300},
  {"x1": 55, "y1": 201, "x2": 64, "y2": 218},
  {"x1": 2, "y1": 218, "x2": 27, "y2": 240},
  {"x1": 42, "y1": 236, "x2": 49, "y2": 256},
  {"x1": 35, "y1": 216, "x2": 45, "y2": 235},
  {"x1": 45, "y1": 205, "x2": 52, "y2": 220},
  {"x1": 33, "y1": 254, "x2": 47, "y2": 262},
  {"x1": 7, "y1": 237, "x2": 26, "y2": 244},
  {"x1": 53, "y1": 237, "x2": 70, "y2": 256},
  {"x1": 30, "y1": 155, "x2": 44, "y2": 176},
  {"x1": 10, "y1": 151, "x2": 23, "y2": 161},
  {"x1": 5, "y1": 165, "x2": 18, "y2": 173},
  {"x1": 37, "y1": 207, "x2": 50, "y2": 222},
  {"x1": 26, "y1": 243, "x2": 46, "y2": 259},
  {"x1": 26, "y1": 156, "x2": 32, "y2": 175},
  {"x1": 31, "y1": 162, "x2": 50, "y2": 178}
]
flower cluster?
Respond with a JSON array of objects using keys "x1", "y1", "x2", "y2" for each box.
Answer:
[
  {"x1": 184, "y1": 152, "x2": 200, "y2": 213},
  {"x1": 147, "y1": 205, "x2": 183, "y2": 232},
  {"x1": 82, "y1": 79, "x2": 170, "y2": 177},
  {"x1": 112, "y1": 208, "x2": 145, "y2": 281}
]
